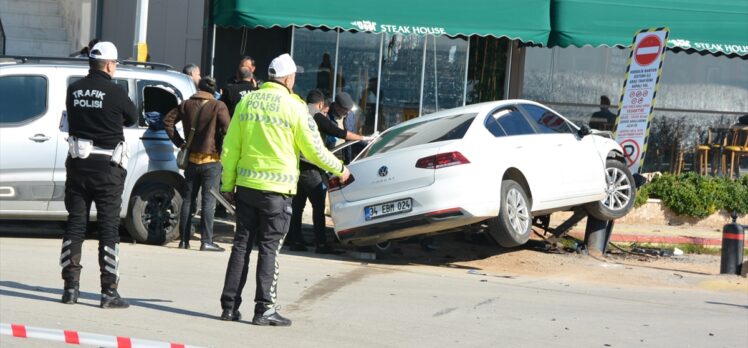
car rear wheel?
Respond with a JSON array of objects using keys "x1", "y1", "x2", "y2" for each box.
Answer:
[
  {"x1": 585, "y1": 159, "x2": 636, "y2": 221},
  {"x1": 487, "y1": 179, "x2": 532, "y2": 248},
  {"x1": 124, "y1": 183, "x2": 181, "y2": 245}
]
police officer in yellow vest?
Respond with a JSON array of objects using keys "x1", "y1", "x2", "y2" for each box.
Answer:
[{"x1": 219, "y1": 54, "x2": 350, "y2": 326}]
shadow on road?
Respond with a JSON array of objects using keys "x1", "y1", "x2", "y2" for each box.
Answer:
[
  {"x1": 705, "y1": 301, "x2": 748, "y2": 309},
  {"x1": 207, "y1": 219, "x2": 546, "y2": 270},
  {"x1": 0, "y1": 280, "x2": 220, "y2": 320}
]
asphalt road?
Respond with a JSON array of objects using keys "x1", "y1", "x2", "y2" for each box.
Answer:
[{"x1": 1, "y1": 236, "x2": 747, "y2": 348}]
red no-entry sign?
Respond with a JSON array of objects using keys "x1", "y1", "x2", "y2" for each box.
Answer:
[{"x1": 634, "y1": 35, "x2": 662, "y2": 66}]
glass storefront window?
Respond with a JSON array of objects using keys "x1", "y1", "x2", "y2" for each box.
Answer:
[
  {"x1": 378, "y1": 34, "x2": 426, "y2": 132},
  {"x1": 466, "y1": 37, "x2": 510, "y2": 104},
  {"x1": 422, "y1": 35, "x2": 468, "y2": 115},
  {"x1": 291, "y1": 27, "x2": 337, "y2": 101},
  {"x1": 522, "y1": 46, "x2": 628, "y2": 107},
  {"x1": 522, "y1": 45, "x2": 748, "y2": 175},
  {"x1": 336, "y1": 31, "x2": 382, "y2": 134},
  {"x1": 292, "y1": 28, "x2": 471, "y2": 135}
]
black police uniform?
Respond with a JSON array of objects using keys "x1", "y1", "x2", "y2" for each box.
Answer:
[
  {"x1": 221, "y1": 80, "x2": 256, "y2": 117},
  {"x1": 61, "y1": 69, "x2": 137, "y2": 305},
  {"x1": 286, "y1": 108, "x2": 348, "y2": 250}
]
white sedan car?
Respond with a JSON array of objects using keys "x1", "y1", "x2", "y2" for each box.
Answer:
[{"x1": 329, "y1": 100, "x2": 635, "y2": 248}]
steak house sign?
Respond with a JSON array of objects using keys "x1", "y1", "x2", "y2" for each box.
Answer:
[{"x1": 351, "y1": 20, "x2": 446, "y2": 35}]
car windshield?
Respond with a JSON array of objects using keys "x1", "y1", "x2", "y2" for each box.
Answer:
[{"x1": 358, "y1": 113, "x2": 476, "y2": 159}]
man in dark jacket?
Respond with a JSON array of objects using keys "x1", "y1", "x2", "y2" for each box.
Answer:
[
  {"x1": 164, "y1": 77, "x2": 231, "y2": 251},
  {"x1": 221, "y1": 67, "x2": 256, "y2": 117},
  {"x1": 286, "y1": 89, "x2": 371, "y2": 253},
  {"x1": 590, "y1": 95, "x2": 617, "y2": 131},
  {"x1": 61, "y1": 41, "x2": 137, "y2": 308}
]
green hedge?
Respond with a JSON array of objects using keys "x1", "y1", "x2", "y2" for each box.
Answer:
[{"x1": 634, "y1": 173, "x2": 748, "y2": 218}]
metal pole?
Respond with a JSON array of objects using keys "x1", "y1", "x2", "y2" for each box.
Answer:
[
  {"x1": 133, "y1": 0, "x2": 149, "y2": 61},
  {"x1": 419, "y1": 36, "x2": 427, "y2": 117},
  {"x1": 210, "y1": 24, "x2": 216, "y2": 76},
  {"x1": 433, "y1": 35, "x2": 438, "y2": 111},
  {"x1": 332, "y1": 28, "x2": 340, "y2": 99},
  {"x1": 463, "y1": 37, "x2": 469, "y2": 106},
  {"x1": 290, "y1": 26, "x2": 295, "y2": 56},
  {"x1": 503, "y1": 40, "x2": 513, "y2": 100},
  {"x1": 374, "y1": 33, "x2": 384, "y2": 132},
  {"x1": 584, "y1": 216, "x2": 609, "y2": 254}
]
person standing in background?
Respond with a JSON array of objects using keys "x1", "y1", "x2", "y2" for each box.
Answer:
[
  {"x1": 221, "y1": 67, "x2": 257, "y2": 117},
  {"x1": 164, "y1": 77, "x2": 230, "y2": 252},
  {"x1": 286, "y1": 89, "x2": 370, "y2": 253}
]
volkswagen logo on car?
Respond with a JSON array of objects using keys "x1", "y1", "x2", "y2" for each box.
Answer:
[{"x1": 378, "y1": 166, "x2": 388, "y2": 177}]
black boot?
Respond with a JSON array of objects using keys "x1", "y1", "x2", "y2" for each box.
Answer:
[
  {"x1": 252, "y1": 308, "x2": 292, "y2": 326},
  {"x1": 220, "y1": 309, "x2": 242, "y2": 321},
  {"x1": 100, "y1": 288, "x2": 130, "y2": 309},
  {"x1": 61, "y1": 282, "x2": 79, "y2": 304}
]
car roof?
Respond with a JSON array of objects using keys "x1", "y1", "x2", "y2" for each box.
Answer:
[
  {"x1": 391, "y1": 99, "x2": 553, "y2": 129},
  {"x1": 0, "y1": 56, "x2": 196, "y2": 96}
]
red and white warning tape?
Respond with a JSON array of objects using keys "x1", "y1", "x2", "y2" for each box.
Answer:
[{"x1": 1, "y1": 323, "x2": 204, "y2": 348}]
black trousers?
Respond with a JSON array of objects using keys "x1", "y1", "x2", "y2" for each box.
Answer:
[
  {"x1": 220, "y1": 186, "x2": 292, "y2": 314},
  {"x1": 287, "y1": 168, "x2": 328, "y2": 245},
  {"x1": 61, "y1": 155, "x2": 125, "y2": 290},
  {"x1": 179, "y1": 161, "x2": 222, "y2": 244}
]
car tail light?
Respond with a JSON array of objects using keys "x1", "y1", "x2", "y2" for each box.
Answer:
[
  {"x1": 329, "y1": 174, "x2": 355, "y2": 192},
  {"x1": 415, "y1": 152, "x2": 470, "y2": 169}
]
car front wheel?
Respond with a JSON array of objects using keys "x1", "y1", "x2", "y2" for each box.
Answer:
[
  {"x1": 585, "y1": 159, "x2": 636, "y2": 221},
  {"x1": 487, "y1": 179, "x2": 532, "y2": 248},
  {"x1": 124, "y1": 183, "x2": 182, "y2": 245}
]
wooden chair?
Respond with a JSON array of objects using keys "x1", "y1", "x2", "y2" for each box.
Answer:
[
  {"x1": 711, "y1": 127, "x2": 729, "y2": 176},
  {"x1": 723, "y1": 125, "x2": 748, "y2": 178},
  {"x1": 695, "y1": 129, "x2": 712, "y2": 175}
]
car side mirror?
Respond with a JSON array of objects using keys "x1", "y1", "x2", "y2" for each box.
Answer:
[{"x1": 577, "y1": 124, "x2": 591, "y2": 137}]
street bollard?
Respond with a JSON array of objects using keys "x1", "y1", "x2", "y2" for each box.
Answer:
[
  {"x1": 584, "y1": 216, "x2": 610, "y2": 255},
  {"x1": 719, "y1": 214, "x2": 745, "y2": 275}
]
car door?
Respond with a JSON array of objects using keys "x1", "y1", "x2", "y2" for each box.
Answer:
[
  {"x1": 519, "y1": 103, "x2": 604, "y2": 198},
  {"x1": 0, "y1": 72, "x2": 58, "y2": 213},
  {"x1": 486, "y1": 105, "x2": 566, "y2": 209}
]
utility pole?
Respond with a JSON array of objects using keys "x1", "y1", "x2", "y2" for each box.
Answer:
[{"x1": 134, "y1": 0, "x2": 149, "y2": 62}]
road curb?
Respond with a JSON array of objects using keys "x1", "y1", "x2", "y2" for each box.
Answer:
[{"x1": 567, "y1": 231, "x2": 747, "y2": 247}]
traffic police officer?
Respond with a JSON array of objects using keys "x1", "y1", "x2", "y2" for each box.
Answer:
[
  {"x1": 219, "y1": 54, "x2": 350, "y2": 326},
  {"x1": 60, "y1": 41, "x2": 137, "y2": 308}
]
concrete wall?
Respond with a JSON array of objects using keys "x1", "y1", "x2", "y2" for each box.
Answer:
[
  {"x1": 100, "y1": 0, "x2": 136, "y2": 58},
  {"x1": 59, "y1": 0, "x2": 95, "y2": 54},
  {"x1": 100, "y1": 0, "x2": 203, "y2": 68},
  {"x1": 146, "y1": 0, "x2": 204, "y2": 70}
]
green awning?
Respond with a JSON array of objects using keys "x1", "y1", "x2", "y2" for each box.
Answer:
[
  {"x1": 213, "y1": 0, "x2": 551, "y2": 44},
  {"x1": 549, "y1": 0, "x2": 748, "y2": 57}
]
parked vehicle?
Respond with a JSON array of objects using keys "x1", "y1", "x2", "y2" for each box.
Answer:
[
  {"x1": 329, "y1": 100, "x2": 635, "y2": 248},
  {"x1": 0, "y1": 57, "x2": 195, "y2": 244}
]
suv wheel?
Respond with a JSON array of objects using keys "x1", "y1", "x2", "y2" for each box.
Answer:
[
  {"x1": 585, "y1": 159, "x2": 636, "y2": 221},
  {"x1": 487, "y1": 179, "x2": 532, "y2": 248},
  {"x1": 124, "y1": 183, "x2": 181, "y2": 245}
]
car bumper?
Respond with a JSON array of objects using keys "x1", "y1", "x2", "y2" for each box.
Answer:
[
  {"x1": 330, "y1": 178, "x2": 499, "y2": 245},
  {"x1": 335, "y1": 207, "x2": 486, "y2": 246}
]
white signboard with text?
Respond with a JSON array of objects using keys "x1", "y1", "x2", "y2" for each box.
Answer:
[{"x1": 614, "y1": 28, "x2": 669, "y2": 173}]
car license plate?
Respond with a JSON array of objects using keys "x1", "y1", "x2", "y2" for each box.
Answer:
[{"x1": 365, "y1": 198, "x2": 412, "y2": 221}]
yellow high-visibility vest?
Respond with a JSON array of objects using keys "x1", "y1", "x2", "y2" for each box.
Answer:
[{"x1": 221, "y1": 81, "x2": 344, "y2": 195}]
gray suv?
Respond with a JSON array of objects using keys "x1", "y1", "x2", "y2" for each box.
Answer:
[{"x1": 0, "y1": 57, "x2": 196, "y2": 244}]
